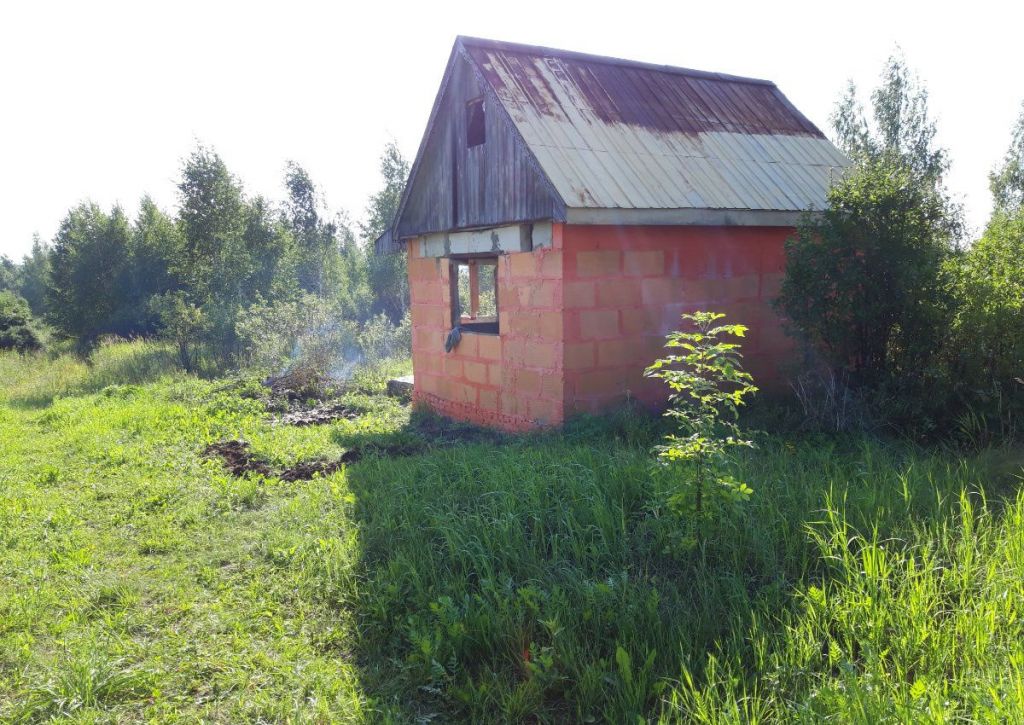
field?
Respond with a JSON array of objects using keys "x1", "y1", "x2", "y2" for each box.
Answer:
[{"x1": 1, "y1": 341, "x2": 1023, "y2": 723}]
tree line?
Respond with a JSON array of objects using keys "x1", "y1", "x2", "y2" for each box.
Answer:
[
  {"x1": 3, "y1": 53, "x2": 1024, "y2": 440},
  {"x1": 0, "y1": 143, "x2": 411, "y2": 370}
]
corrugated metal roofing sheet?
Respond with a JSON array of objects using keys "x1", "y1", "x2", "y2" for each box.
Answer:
[{"x1": 461, "y1": 37, "x2": 849, "y2": 213}]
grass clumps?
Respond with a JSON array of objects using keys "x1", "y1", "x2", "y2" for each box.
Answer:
[{"x1": 1, "y1": 342, "x2": 1022, "y2": 722}]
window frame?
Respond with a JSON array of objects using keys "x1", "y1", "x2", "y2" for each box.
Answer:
[
  {"x1": 466, "y1": 97, "x2": 486, "y2": 148},
  {"x1": 449, "y1": 255, "x2": 499, "y2": 335}
]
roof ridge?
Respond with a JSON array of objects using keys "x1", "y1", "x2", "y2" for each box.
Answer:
[{"x1": 456, "y1": 35, "x2": 776, "y2": 87}]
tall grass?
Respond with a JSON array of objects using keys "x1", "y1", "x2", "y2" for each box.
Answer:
[
  {"x1": 0, "y1": 339, "x2": 182, "y2": 407},
  {"x1": 265, "y1": 423, "x2": 1024, "y2": 722},
  {"x1": 1, "y1": 347, "x2": 1021, "y2": 721}
]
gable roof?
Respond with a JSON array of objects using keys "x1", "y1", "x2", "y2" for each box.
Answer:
[
  {"x1": 459, "y1": 36, "x2": 848, "y2": 219},
  {"x1": 388, "y1": 37, "x2": 849, "y2": 246}
]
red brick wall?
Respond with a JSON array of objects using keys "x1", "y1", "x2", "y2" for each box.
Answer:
[
  {"x1": 407, "y1": 224, "x2": 566, "y2": 430},
  {"x1": 408, "y1": 223, "x2": 796, "y2": 428},
  {"x1": 560, "y1": 224, "x2": 795, "y2": 414}
]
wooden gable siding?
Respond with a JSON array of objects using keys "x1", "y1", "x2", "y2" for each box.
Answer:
[{"x1": 395, "y1": 52, "x2": 564, "y2": 240}]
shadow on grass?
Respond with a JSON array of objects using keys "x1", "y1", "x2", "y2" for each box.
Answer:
[{"x1": 310, "y1": 406, "x2": 1024, "y2": 722}]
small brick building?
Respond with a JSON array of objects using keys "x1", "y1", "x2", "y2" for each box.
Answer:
[{"x1": 381, "y1": 37, "x2": 849, "y2": 430}]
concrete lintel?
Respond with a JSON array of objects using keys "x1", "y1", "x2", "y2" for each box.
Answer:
[{"x1": 418, "y1": 222, "x2": 553, "y2": 258}]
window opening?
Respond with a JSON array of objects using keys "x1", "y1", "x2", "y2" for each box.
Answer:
[
  {"x1": 467, "y1": 97, "x2": 486, "y2": 147},
  {"x1": 451, "y1": 257, "x2": 498, "y2": 334}
]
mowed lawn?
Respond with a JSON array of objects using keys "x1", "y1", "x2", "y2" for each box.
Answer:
[{"x1": 1, "y1": 342, "x2": 1023, "y2": 723}]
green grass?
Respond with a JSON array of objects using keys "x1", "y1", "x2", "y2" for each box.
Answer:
[{"x1": 1, "y1": 344, "x2": 1022, "y2": 722}]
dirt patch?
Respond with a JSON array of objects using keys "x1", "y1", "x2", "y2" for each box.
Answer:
[
  {"x1": 203, "y1": 440, "x2": 418, "y2": 482},
  {"x1": 278, "y1": 458, "x2": 345, "y2": 482},
  {"x1": 204, "y1": 440, "x2": 347, "y2": 482},
  {"x1": 203, "y1": 440, "x2": 274, "y2": 478},
  {"x1": 273, "y1": 402, "x2": 360, "y2": 427}
]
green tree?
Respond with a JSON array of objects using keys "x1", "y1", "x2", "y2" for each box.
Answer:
[
  {"x1": 832, "y1": 51, "x2": 949, "y2": 188},
  {"x1": 175, "y1": 144, "x2": 248, "y2": 303},
  {"x1": 990, "y1": 102, "x2": 1024, "y2": 214},
  {"x1": 361, "y1": 142, "x2": 410, "y2": 322},
  {"x1": 18, "y1": 235, "x2": 52, "y2": 316},
  {"x1": 645, "y1": 312, "x2": 757, "y2": 544},
  {"x1": 946, "y1": 211, "x2": 1024, "y2": 434},
  {"x1": 47, "y1": 203, "x2": 133, "y2": 345},
  {"x1": 0, "y1": 290, "x2": 42, "y2": 352},
  {"x1": 174, "y1": 144, "x2": 291, "y2": 362},
  {"x1": 281, "y1": 161, "x2": 342, "y2": 296},
  {"x1": 127, "y1": 196, "x2": 181, "y2": 333},
  {"x1": 334, "y1": 211, "x2": 373, "y2": 321},
  {"x1": 0, "y1": 256, "x2": 16, "y2": 293}
]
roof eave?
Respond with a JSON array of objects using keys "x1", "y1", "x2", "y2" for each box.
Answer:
[{"x1": 564, "y1": 207, "x2": 822, "y2": 227}]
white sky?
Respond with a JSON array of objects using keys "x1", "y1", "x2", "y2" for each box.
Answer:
[{"x1": 1, "y1": 0, "x2": 1021, "y2": 260}]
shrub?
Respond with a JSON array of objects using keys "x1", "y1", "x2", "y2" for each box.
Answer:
[
  {"x1": 235, "y1": 293, "x2": 358, "y2": 381},
  {"x1": 777, "y1": 160, "x2": 957, "y2": 386},
  {"x1": 0, "y1": 290, "x2": 42, "y2": 352},
  {"x1": 149, "y1": 291, "x2": 208, "y2": 372},
  {"x1": 357, "y1": 310, "x2": 411, "y2": 365}
]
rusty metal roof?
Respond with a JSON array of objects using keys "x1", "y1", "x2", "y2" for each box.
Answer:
[{"x1": 459, "y1": 37, "x2": 849, "y2": 216}]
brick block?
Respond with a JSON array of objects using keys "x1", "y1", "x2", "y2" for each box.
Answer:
[
  {"x1": 502, "y1": 338, "x2": 527, "y2": 365},
  {"x1": 598, "y1": 338, "x2": 645, "y2": 367},
  {"x1": 438, "y1": 378, "x2": 476, "y2": 405},
  {"x1": 518, "y1": 279, "x2": 558, "y2": 309},
  {"x1": 539, "y1": 311, "x2": 563, "y2": 339},
  {"x1": 523, "y1": 342, "x2": 557, "y2": 369},
  {"x1": 641, "y1": 278, "x2": 680, "y2": 305},
  {"x1": 455, "y1": 333, "x2": 478, "y2": 358},
  {"x1": 417, "y1": 373, "x2": 440, "y2": 395},
  {"x1": 478, "y1": 334, "x2": 500, "y2": 360},
  {"x1": 409, "y1": 257, "x2": 438, "y2": 281},
  {"x1": 564, "y1": 281, "x2": 596, "y2": 309},
  {"x1": 596, "y1": 279, "x2": 642, "y2": 307},
  {"x1": 621, "y1": 307, "x2": 656, "y2": 335},
  {"x1": 574, "y1": 368, "x2": 625, "y2": 396},
  {"x1": 717, "y1": 275, "x2": 760, "y2": 302},
  {"x1": 488, "y1": 363, "x2": 503, "y2": 386},
  {"x1": 509, "y1": 252, "x2": 536, "y2": 278},
  {"x1": 464, "y1": 360, "x2": 488, "y2": 385},
  {"x1": 411, "y1": 304, "x2": 447, "y2": 329},
  {"x1": 500, "y1": 393, "x2": 519, "y2": 417},
  {"x1": 575, "y1": 250, "x2": 620, "y2": 277},
  {"x1": 414, "y1": 352, "x2": 441, "y2": 374},
  {"x1": 509, "y1": 312, "x2": 540, "y2": 337},
  {"x1": 541, "y1": 374, "x2": 562, "y2": 399},
  {"x1": 478, "y1": 387, "x2": 498, "y2": 411},
  {"x1": 517, "y1": 368, "x2": 542, "y2": 396},
  {"x1": 675, "y1": 278, "x2": 714, "y2": 304},
  {"x1": 444, "y1": 358, "x2": 463, "y2": 378},
  {"x1": 538, "y1": 250, "x2": 562, "y2": 277},
  {"x1": 579, "y1": 309, "x2": 619, "y2": 340},
  {"x1": 414, "y1": 327, "x2": 445, "y2": 350},
  {"x1": 623, "y1": 250, "x2": 665, "y2": 276},
  {"x1": 564, "y1": 341, "x2": 595, "y2": 370},
  {"x1": 527, "y1": 397, "x2": 559, "y2": 424},
  {"x1": 410, "y1": 282, "x2": 441, "y2": 304}
]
